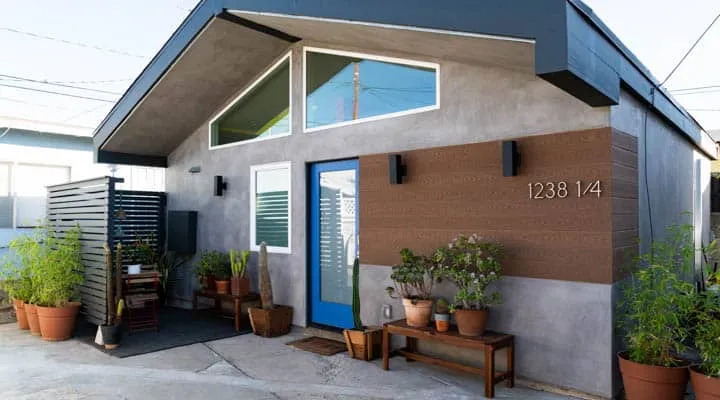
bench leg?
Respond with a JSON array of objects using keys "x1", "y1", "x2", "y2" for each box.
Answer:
[
  {"x1": 382, "y1": 327, "x2": 390, "y2": 371},
  {"x1": 406, "y1": 337, "x2": 417, "y2": 362},
  {"x1": 485, "y1": 346, "x2": 496, "y2": 398},
  {"x1": 234, "y1": 298, "x2": 240, "y2": 333},
  {"x1": 506, "y1": 339, "x2": 515, "y2": 388},
  {"x1": 192, "y1": 292, "x2": 198, "y2": 319}
]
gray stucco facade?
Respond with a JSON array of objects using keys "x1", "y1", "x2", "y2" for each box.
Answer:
[{"x1": 93, "y1": 5, "x2": 716, "y2": 399}]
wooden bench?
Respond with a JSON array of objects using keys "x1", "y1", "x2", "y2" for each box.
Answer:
[
  {"x1": 192, "y1": 290, "x2": 260, "y2": 333},
  {"x1": 382, "y1": 320, "x2": 514, "y2": 398}
]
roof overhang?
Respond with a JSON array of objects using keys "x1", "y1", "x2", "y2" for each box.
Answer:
[{"x1": 93, "y1": 0, "x2": 714, "y2": 167}]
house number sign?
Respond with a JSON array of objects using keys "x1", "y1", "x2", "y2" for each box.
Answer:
[{"x1": 528, "y1": 180, "x2": 602, "y2": 199}]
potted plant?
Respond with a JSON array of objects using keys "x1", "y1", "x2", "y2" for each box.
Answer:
[
  {"x1": 616, "y1": 224, "x2": 695, "y2": 400},
  {"x1": 433, "y1": 234, "x2": 503, "y2": 336},
  {"x1": 0, "y1": 253, "x2": 34, "y2": 331},
  {"x1": 195, "y1": 251, "x2": 226, "y2": 291},
  {"x1": 214, "y1": 260, "x2": 231, "y2": 295},
  {"x1": 157, "y1": 250, "x2": 183, "y2": 306},
  {"x1": 434, "y1": 297, "x2": 450, "y2": 332},
  {"x1": 385, "y1": 248, "x2": 437, "y2": 328},
  {"x1": 34, "y1": 225, "x2": 84, "y2": 341},
  {"x1": 343, "y1": 258, "x2": 382, "y2": 360},
  {"x1": 690, "y1": 290, "x2": 720, "y2": 399},
  {"x1": 5, "y1": 228, "x2": 46, "y2": 335},
  {"x1": 248, "y1": 242, "x2": 293, "y2": 337},
  {"x1": 230, "y1": 249, "x2": 250, "y2": 297}
]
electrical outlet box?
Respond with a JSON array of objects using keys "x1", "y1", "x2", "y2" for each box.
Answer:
[{"x1": 382, "y1": 304, "x2": 392, "y2": 319}]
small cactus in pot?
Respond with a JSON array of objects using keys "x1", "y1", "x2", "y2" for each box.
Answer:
[
  {"x1": 434, "y1": 297, "x2": 450, "y2": 332},
  {"x1": 343, "y1": 257, "x2": 383, "y2": 360}
]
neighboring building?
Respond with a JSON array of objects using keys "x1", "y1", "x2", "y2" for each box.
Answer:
[
  {"x1": 0, "y1": 123, "x2": 165, "y2": 256},
  {"x1": 91, "y1": 1, "x2": 716, "y2": 398}
]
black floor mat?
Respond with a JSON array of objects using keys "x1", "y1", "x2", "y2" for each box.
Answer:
[{"x1": 74, "y1": 307, "x2": 252, "y2": 358}]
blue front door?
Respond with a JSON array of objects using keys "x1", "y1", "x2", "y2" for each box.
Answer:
[{"x1": 310, "y1": 159, "x2": 358, "y2": 329}]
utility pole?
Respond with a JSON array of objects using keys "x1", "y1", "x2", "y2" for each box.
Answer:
[{"x1": 352, "y1": 62, "x2": 360, "y2": 120}]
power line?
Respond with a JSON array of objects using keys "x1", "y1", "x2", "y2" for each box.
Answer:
[
  {"x1": 660, "y1": 12, "x2": 720, "y2": 86},
  {"x1": 0, "y1": 73, "x2": 123, "y2": 95},
  {"x1": 60, "y1": 104, "x2": 109, "y2": 123},
  {"x1": 0, "y1": 83, "x2": 116, "y2": 103},
  {"x1": 688, "y1": 108, "x2": 720, "y2": 112},
  {"x1": 0, "y1": 96, "x2": 76, "y2": 110},
  {"x1": 670, "y1": 84, "x2": 720, "y2": 93},
  {"x1": 0, "y1": 27, "x2": 148, "y2": 59}
]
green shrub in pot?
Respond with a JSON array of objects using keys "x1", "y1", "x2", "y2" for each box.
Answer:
[
  {"x1": 385, "y1": 248, "x2": 438, "y2": 327},
  {"x1": 616, "y1": 223, "x2": 695, "y2": 400},
  {"x1": 689, "y1": 289, "x2": 720, "y2": 399},
  {"x1": 433, "y1": 234, "x2": 503, "y2": 336}
]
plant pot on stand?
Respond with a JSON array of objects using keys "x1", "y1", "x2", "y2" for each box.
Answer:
[
  {"x1": 13, "y1": 299, "x2": 29, "y2": 330},
  {"x1": 231, "y1": 277, "x2": 250, "y2": 297},
  {"x1": 454, "y1": 308, "x2": 489, "y2": 337},
  {"x1": 248, "y1": 243, "x2": 293, "y2": 337},
  {"x1": 434, "y1": 298, "x2": 450, "y2": 332},
  {"x1": 37, "y1": 302, "x2": 81, "y2": 341},
  {"x1": 402, "y1": 298, "x2": 433, "y2": 327},
  {"x1": 215, "y1": 280, "x2": 230, "y2": 295},
  {"x1": 230, "y1": 250, "x2": 250, "y2": 297}
]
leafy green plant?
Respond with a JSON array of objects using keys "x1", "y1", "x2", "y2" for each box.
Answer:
[
  {"x1": 0, "y1": 229, "x2": 41, "y2": 303},
  {"x1": 157, "y1": 250, "x2": 184, "y2": 298},
  {"x1": 34, "y1": 226, "x2": 84, "y2": 307},
  {"x1": 230, "y1": 250, "x2": 250, "y2": 278},
  {"x1": 385, "y1": 248, "x2": 437, "y2": 301},
  {"x1": 129, "y1": 235, "x2": 159, "y2": 266},
  {"x1": 435, "y1": 298, "x2": 450, "y2": 314},
  {"x1": 693, "y1": 290, "x2": 720, "y2": 377},
  {"x1": 195, "y1": 250, "x2": 228, "y2": 280},
  {"x1": 432, "y1": 234, "x2": 503, "y2": 310},
  {"x1": 617, "y1": 223, "x2": 696, "y2": 367}
]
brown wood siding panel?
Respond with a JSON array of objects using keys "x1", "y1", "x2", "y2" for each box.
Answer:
[
  {"x1": 611, "y1": 130, "x2": 639, "y2": 282},
  {"x1": 359, "y1": 128, "x2": 615, "y2": 284}
]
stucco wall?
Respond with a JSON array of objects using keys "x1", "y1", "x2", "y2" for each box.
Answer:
[{"x1": 165, "y1": 42, "x2": 613, "y2": 396}]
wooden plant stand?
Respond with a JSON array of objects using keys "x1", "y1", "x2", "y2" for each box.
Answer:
[
  {"x1": 192, "y1": 290, "x2": 260, "y2": 332},
  {"x1": 382, "y1": 319, "x2": 515, "y2": 398}
]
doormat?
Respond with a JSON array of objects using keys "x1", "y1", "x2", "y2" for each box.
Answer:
[
  {"x1": 286, "y1": 336, "x2": 347, "y2": 356},
  {"x1": 74, "y1": 307, "x2": 252, "y2": 358}
]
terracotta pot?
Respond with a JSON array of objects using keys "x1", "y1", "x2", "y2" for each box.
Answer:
[
  {"x1": 454, "y1": 308, "x2": 489, "y2": 336},
  {"x1": 13, "y1": 299, "x2": 29, "y2": 330},
  {"x1": 37, "y1": 302, "x2": 80, "y2": 341},
  {"x1": 402, "y1": 298, "x2": 433, "y2": 327},
  {"x1": 215, "y1": 280, "x2": 230, "y2": 295},
  {"x1": 618, "y1": 352, "x2": 688, "y2": 400},
  {"x1": 231, "y1": 276, "x2": 250, "y2": 297},
  {"x1": 435, "y1": 313, "x2": 450, "y2": 332},
  {"x1": 24, "y1": 303, "x2": 41, "y2": 336},
  {"x1": 691, "y1": 366, "x2": 720, "y2": 400}
]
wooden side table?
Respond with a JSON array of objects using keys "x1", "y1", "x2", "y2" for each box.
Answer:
[
  {"x1": 382, "y1": 320, "x2": 515, "y2": 398},
  {"x1": 192, "y1": 290, "x2": 260, "y2": 332}
]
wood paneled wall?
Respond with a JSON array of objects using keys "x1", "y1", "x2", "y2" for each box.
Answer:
[
  {"x1": 358, "y1": 128, "x2": 636, "y2": 284},
  {"x1": 611, "y1": 130, "x2": 639, "y2": 281}
]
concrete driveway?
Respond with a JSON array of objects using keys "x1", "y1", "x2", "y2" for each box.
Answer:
[{"x1": 0, "y1": 322, "x2": 576, "y2": 400}]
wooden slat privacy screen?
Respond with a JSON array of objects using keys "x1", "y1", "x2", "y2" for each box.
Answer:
[{"x1": 46, "y1": 177, "x2": 166, "y2": 325}]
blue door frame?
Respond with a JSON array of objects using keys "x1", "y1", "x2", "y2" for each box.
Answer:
[{"x1": 309, "y1": 159, "x2": 358, "y2": 329}]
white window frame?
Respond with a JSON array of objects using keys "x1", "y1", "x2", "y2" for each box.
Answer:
[
  {"x1": 302, "y1": 46, "x2": 440, "y2": 133},
  {"x1": 250, "y1": 161, "x2": 292, "y2": 254},
  {"x1": 208, "y1": 51, "x2": 293, "y2": 150}
]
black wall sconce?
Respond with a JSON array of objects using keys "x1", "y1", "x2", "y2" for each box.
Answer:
[
  {"x1": 502, "y1": 140, "x2": 521, "y2": 177},
  {"x1": 388, "y1": 154, "x2": 407, "y2": 185},
  {"x1": 214, "y1": 175, "x2": 227, "y2": 196}
]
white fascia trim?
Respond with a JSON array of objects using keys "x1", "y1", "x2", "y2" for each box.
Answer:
[
  {"x1": 229, "y1": 11, "x2": 536, "y2": 44},
  {"x1": 302, "y1": 46, "x2": 440, "y2": 133},
  {"x1": 249, "y1": 161, "x2": 292, "y2": 254},
  {"x1": 209, "y1": 51, "x2": 293, "y2": 150}
]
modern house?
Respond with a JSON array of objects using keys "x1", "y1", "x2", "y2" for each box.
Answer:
[
  {"x1": 91, "y1": 1, "x2": 717, "y2": 398},
  {"x1": 0, "y1": 121, "x2": 165, "y2": 257}
]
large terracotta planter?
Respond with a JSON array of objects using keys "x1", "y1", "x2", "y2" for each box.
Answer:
[
  {"x1": 37, "y1": 302, "x2": 80, "y2": 341},
  {"x1": 24, "y1": 303, "x2": 41, "y2": 336},
  {"x1": 454, "y1": 308, "x2": 489, "y2": 336},
  {"x1": 215, "y1": 280, "x2": 230, "y2": 295},
  {"x1": 402, "y1": 298, "x2": 433, "y2": 327},
  {"x1": 618, "y1": 352, "x2": 688, "y2": 400},
  {"x1": 231, "y1": 277, "x2": 250, "y2": 297},
  {"x1": 691, "y1": 366, "x2": 720, "y2": 400},
  {"x1": 13, "y1": 299, "x2": 29, "y2": 330}
]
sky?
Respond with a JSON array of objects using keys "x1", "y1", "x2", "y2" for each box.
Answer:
[{"x1": 0, "y1": 0, "x2": 718, "y2": 136}]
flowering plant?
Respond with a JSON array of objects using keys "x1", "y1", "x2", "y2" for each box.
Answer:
[{"x1": 433, "y1": 234, "x2": 503, "y2": 310}]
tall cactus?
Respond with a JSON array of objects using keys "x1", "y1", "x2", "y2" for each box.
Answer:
[
  {"x1": 258, "y1": 242, "x2": 274, "y2": 310},
  {"x1": 352, "y1": 257, "x2": 363, "y2": 330}
]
